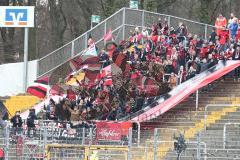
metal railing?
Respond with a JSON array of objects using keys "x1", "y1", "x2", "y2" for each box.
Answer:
[
  {"x1": 37, "y1": 7, "x2": 215, "y2": 78},
  {"x1": 223, "y1": 123, "x2": 240, "y2": 149},
  {"x1": 204, "y1": 104, "x2": 240, "y2": 131},
  {"x1": 2, "y1": 124, "x2": 240, "y2": 159}
]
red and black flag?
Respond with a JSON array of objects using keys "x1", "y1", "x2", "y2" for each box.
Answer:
[
  {"x1": 69, "y1": 55, "x2": 100, "y2": 71},
  {"x1": 130, "y1": 72, "x2": 159, "y2": 97},
  {"x1": 112, "y1": 53, "x2": 131, "y2": 73},
  {"x1": 0, "y1": 101, "x2": 8, "y2": 119},
  {"x1": 34, "y1": 76, "x2": 49, "y2": 85},
  {"x1": 27, "y1": 85, "x2": 47, "y2": 99},
  {"x1": 49, "y1": 84, "x2": 65, "y2": 96}
]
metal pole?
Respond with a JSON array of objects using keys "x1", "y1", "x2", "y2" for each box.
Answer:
[
  {"x1": 204, "y1": 24, "x2": 208, "y2": 40},
  {"x1": 82, "y1": 127, "x2": 85, "y2": 145},
  {"x1": 196, "y1": 89, "x2": 199, "y2": 112},
  {"x1": 23, "y1": 27, "x2": 29, "y2": 92},
  {"x1": 204, "y1": 104, "x2": 208, "y2": 132},
  {"x1": 104, "y1": 21, "x2": 107, "y2": 45},
  {"x1": 85, "y1": 32, "x2": 88, "y2": 49},
  {"x1": 141, "y1": 10, "x2": 145, "y2": 45},
  {"x1": 89, "y1": 127, "x2": 93, "y2": 146},
  {"x1": 153, "y1": 128, "x2": 158, "y2": 160},
  {"x1": 197, "y1": 132, "x2": 200, "y2": 160},
  {"x1": 145, "y1": 141, "x2": 148, "y2": 160},
  {"x1": 141, "y1": 10, "x2": 145, "y2": 28},
  {"x1": 43, "y1": 126, "x2": 47, "y2": 156},
  {"x1": 137, "y1": 121, "x2": 140, "y2": 147},
  {"x1": 5, "y1": 124, "x2": 9, "y2": 160},
  {"x1": 122, "y1": 8, "x2": 126, "y2": 40},
  {"x1": 223, "y1": 124, "x2": 226, "y2": 149},
  {"x1": 168, "y1": 16, "x2": 171, "y2": 28},
  {"x1": 71, "y1": 41, "x2": 75, "y2": 57},
  {"x1": 128, "y1": 127, "x2": 132, "y2": 160}
]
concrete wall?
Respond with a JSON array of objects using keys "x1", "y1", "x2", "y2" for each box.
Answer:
[{"x1": 0, "y1": 60, "x2": 38, "y2": 96}]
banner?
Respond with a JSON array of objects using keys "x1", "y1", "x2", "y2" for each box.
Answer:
[
  {"x1": 96, "y1": 121, "x2": 132, "y2": 141},
  {"x1": 131, "y1": 60, "x2": 240, "y2": 122},
  {"x1": 84, "y1": 44, "x2": 98, "y2": 56}
]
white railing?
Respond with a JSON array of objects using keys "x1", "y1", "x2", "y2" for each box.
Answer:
[
  {"x1": 204, "y1": 104, "x2": 240, "y2": 131},
  {"x1": 223, "y1": 122, "x2": 240, "y2": 149}
]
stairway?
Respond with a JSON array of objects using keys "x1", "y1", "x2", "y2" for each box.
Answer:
[{"x1": 138, "y1": 77, "x2": 240, "y2": 160}]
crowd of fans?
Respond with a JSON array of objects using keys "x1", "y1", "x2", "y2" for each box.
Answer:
[{"x1": 10, "y1": 13, "x2": 240, "y2": 129}]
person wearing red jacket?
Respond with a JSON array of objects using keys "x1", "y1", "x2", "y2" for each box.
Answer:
[
  {"x1": 219, "y1": 29, "x2": 229, "y2": 51},
  {"x1": 215, "y1": 14, "x2": 227, "y2": 36},
  {"x1": 200, "y1": 44, "x2": 209, "y2": 59}
]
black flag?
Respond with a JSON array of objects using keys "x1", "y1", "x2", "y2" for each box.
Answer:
[{"x1": 0, "y1": 101, "x2": 8, "y2": 119}]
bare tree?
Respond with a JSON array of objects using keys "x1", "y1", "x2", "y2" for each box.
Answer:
[{"x1": 48, "y1": 0, "x2": 67, "y2": 49}]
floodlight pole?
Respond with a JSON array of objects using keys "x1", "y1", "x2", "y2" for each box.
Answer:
[{"x1": 23, "y1": 27, "x2": 29, "y2": 92}]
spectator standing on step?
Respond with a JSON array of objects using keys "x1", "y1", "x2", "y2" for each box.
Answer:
[
  {"x1": 215, "y1": 14, "x2": 227, "y2": 36},
  {"x1": 26, "y1": 109, "x2": 37, "y2": 137},
  {"x1": 228, "y1": 13, "x2": 237, "y2": 26},
  {"x1": 228, "y1": 18, "x2": 238, "y2": 41},
  {"x1": 10, "y1": 111, "x2": 22, "y2": 135},
  {"x1": 209, "y1": 28, "x2": 217, "y2": 44}
]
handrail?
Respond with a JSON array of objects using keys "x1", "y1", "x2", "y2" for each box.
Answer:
[
  {"x1": 38, "y1": 24, "x2": 124, "y2": 77},
  {"x1": 38, "y1": 8, "x2": 125, "y2": 60},
  {"x1": 38, "y1": 7, "x2": 216, "y2": 78},
  {"x1": 204, "y1": 104, "x2": 240, "y2": 132},
  {"x1": 126, "y1": 7, "x2": 215, "y2": 28},
  {"x1": 223, "y1": 122, "x2": 240, "y2": 149},
  {"x1": 39, "y1": 7, "x2": 214, "y2": 61}
]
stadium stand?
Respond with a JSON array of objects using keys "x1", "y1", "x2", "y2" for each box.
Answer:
[{"x1": 2, "y1": 7, "x2": 240, "y2": 160}]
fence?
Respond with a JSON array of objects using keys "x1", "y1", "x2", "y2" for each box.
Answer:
[
  {"x1": 223, "y1": 123, "x2": 240, "y2": 149},
  {"x1": 37, "y1": 7, "x2": 215, "y2": 78},
  {"x1": 2, "y1": 123, "x2": 240, "y2": 159}
]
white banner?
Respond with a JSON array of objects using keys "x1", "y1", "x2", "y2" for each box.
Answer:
[
  {"x1": 0, "y1": 6, "x2": 34, "y2": 27},
  {"x1": 84, "y1": 44, "x2": 98, "y2": 56}
]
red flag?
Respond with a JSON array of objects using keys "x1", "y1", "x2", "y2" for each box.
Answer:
[
  {"x1": 103, "y1": 29, "x2": 113, "y2": 41},
  {"x1": 27, "y1": 86, "x2": 47, "y2": 98}
]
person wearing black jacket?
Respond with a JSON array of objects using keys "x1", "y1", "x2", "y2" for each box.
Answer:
[
  {"x1": 11, "y1": 111, "x2": 22, "y2": 128},
  {"x1": 26, "y1": 109, "x2": 37, "y2": 137},
  {"x1": 10, "y1": 111, "x2": 22, "y2": 135},
  {"x1": 233, "y1": 46, "x2": 240, "y2": 80}
]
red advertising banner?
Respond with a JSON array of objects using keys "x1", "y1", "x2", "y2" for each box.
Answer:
[{"x1": 96, "y1": 121, "x2": 132, "y2": 141}]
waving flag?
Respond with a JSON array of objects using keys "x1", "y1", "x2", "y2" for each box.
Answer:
[
  {"x1": 130, "y1": 72, "x2": 159, "y2": 96},
  {"x1": 0, "y1": 101, "x2": 8, "y2": 119},
  {"x1": 84, "y1": 44, "x2": 98, "y2": 56},
  {"x1": 112, "y1": 53, "x2": 131, "y2": 73},
  {"x1": 69, "y1": 55, "x2": 100, "y2": 71},
  {"x1": 34, "y1": 76, "x2": 49, "y2": 85},
  {"x1": 27, "y1": 85, "x2": 47, "y2": 98},
  {"x1": 103, "y1": 29, "x2": 113, "y2": 41}
]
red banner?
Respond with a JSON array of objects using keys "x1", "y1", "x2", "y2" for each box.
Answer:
[
  {"x1": 132, "y1": 60, "x2": 240, "y2": 122},
  {"x1": 96, "y1": 121, "x2": 132, "y2": 141}
]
